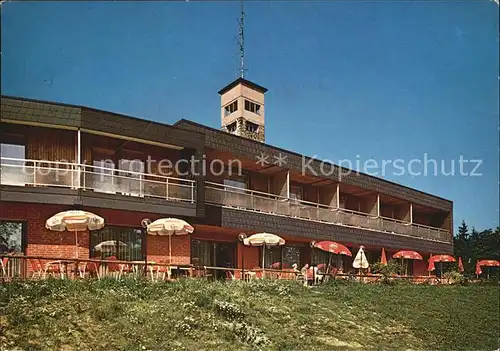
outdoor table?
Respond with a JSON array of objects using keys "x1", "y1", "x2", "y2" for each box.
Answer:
[{"x1": 46, "y1": 259, "x2": 75, "y2": 279}]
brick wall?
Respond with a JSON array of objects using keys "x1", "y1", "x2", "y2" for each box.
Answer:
[
  {"x1": 147, "y1": 235, "x2": 190, "y2": 265},
  {"x1": 0, "y1": 202, "x2": 192, "y2": 264},
  {"x1": 0, "y1": 202, "x2": 90, "y2": 259}
]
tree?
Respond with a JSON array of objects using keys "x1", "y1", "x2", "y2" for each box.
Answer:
[{"x1": 454, "y1": 220, "x2": 471, "y2": 271}]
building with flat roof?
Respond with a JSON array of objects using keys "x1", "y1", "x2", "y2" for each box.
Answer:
[{"x1": 0, "y1": 78, "x2": 452, "y2": 276}]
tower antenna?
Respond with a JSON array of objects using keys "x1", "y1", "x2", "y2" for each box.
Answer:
[{"x1": 237, "y1": 0, "x2": 246, "y2": 78}]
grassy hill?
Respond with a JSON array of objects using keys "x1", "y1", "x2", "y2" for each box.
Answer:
[{"x1": 0, "y1": 278, "x2": 498, "y2": 350}]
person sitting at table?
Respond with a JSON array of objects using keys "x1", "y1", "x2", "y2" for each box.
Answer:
[
  {"x1": 299, "y1": 264, "x2": 309, "y2": 286},
  {"x1": 291, "y1": 263, "x2": 299, "y2": 272}
]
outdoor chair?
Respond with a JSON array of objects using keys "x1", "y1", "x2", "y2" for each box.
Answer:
[
  {"x1": 233, "y1": 270, "x2": 242, "y2": 280},
  {"x1": 225, "y1": 270, "x2": 235, "y2": 280},
  {"x1": 28, "y1": 258, "x2": 43, "y2": 279},
  {"x1": 42, "y1": 260, "x2": 64, "y2": 279},
  {"x1": 78, "y1": 262, "x2": 100, "y2": 279},
  {"x1": 155, "y1": 261, "x2": 171, "y2": 281},
  {"x1": 1, "y1": 257, "x2": 9, "y2": 278},
  {"x1": 106, "y1": 256, "x2": 122, "y2": 279}
]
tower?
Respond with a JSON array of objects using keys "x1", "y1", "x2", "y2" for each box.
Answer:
[
  {"x1": 219, "y1": 0, "x2": 267, "y2": 142},
  {"x1": 219, "y1": 78, "x2": 267, "y2": 142}
]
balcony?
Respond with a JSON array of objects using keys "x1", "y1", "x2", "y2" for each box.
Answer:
[
  {"x1": 0, "y1": 158, "x2": 196, "y2": 203},
  {"x1": 205, "y1": 182, "x2": 451, "y2": 243}
]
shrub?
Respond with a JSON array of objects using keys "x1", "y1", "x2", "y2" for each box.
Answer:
[
  {"x1": 214, "y1": 300, "x2": 245, "y2": 321},
  {"x1": 443, "y1": 271, "x2": 464, "y2": 285},
  {"x1": 371, "y1": 260, "x2": 406, "y2": 282}
]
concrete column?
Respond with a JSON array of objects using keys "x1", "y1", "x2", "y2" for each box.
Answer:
[
  {"x1": 336, "y1": 183, "x2": 340, "y2": 208},
  {"x1": 409, "y1": 203, "x2": 413, "y2": 223},
  {"x1": 76, "y1": 129, "x2": 81, "y2": 188},
  {"x1": 376, "y1": 194, "x2": 380, "y2": 217},
  {"x1": 286, "y1": 171, "x2": 290, "y2": 198}
]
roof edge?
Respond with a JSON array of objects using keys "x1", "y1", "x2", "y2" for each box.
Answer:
[{"x1": 217, "y1": 78, "x2": 268, "y2": 95}]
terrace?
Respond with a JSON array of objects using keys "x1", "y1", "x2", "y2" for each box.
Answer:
[
  {"x1": 205, "y1": 181, "x2": 451, "y2": 243},
  {"x1": 0, "y1": 157, "x2": 196, "y2": 203}
]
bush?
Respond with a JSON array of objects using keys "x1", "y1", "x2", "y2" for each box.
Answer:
[
  {"x1": 214, "y1": 300, "x2": 245, "y2": 321},
  {"x1": 371, "y1": 260, "x2": 406, "y2": 281},
  {"x1": 443, "y1": 271, "x2": 465, "y2": 285}
]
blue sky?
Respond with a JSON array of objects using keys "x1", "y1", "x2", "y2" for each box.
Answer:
[{"x1": 1, "y1": 1, "x2": 498, "y2": 231}]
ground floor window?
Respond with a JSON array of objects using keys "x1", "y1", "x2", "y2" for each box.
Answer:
[
  {"x1": 191, "y1": 239, "x2": 236, "y2": 268},
  {"x1": 90, "y1": 226, "x2": 143, "y2": 261},
  {"x1": 0, "y1": 221, "x2": 26, "y2": 254},
  {"x1": 312, "y1": 249, "x2": 346, "y2": 270},
  {"x1": 263, "y1": 245, "x2": 303, "y2": 269}
]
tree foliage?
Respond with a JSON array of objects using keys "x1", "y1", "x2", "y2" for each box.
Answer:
[{"x1": 453, "y1": 221, "x2": 500, "y2": 276}]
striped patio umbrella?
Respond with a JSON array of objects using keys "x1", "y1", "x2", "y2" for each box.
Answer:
[
  {"x1": 147, "y1": 218, "x2": 194, "y2": 264},
  {"x1": 243, "y1": 233, "x2": 285, "y2": 275},
  {"x1": 94, "y1": 240, "x2": 128, "y2": 253},
  {"x1": 352, "y1": 246, "x2": 369, "y2": 270},
  {"x1": 46, "y1": 210, "x2": 105, "y2": 258}
]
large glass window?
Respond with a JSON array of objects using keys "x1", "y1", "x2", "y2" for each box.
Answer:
[
  {"x1": 90, "y1": 226, "x2": 143, "y2": 261},
  {"x1": 282, "y1": 246, "x2": 301, "y2": 269},
  {"x1": 1, "y1": 142, "x2": 26, "y2": 186},
  {"x1": 0, "y1": 221, "x2": 25, "y2": 254},
  {"x1": 264, "y1": 246, "x2": 282, "y2": 268},
  {"x1": 263, "y1": 245, "x2": 302, "y2": 269},
  {"x1": 190, "y1": 239, "x2": 235, "y2": 268},
  {"x1": 311, "y1": 249, "x2": 345, "y2": 270},
  {"x1": 1, "y1": 143, "x2": 25, "y2": 160},
  {"x1": 191, "y1": 239, "x2": 214, "y2": 267}
]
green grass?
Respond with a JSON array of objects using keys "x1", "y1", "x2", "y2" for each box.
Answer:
[{"x1": 0, "y1": 278, "x2": 498, "y2": 350}]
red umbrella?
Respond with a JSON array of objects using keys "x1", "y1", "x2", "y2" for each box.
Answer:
[
  {"x1": 311, "y1": 241, "x2": 352, "y2": 275},
  {"x1": 427, "y1": 257, "x2": 436, "y2": 272},
  {"x1": 313, "y1": 241, "x2": 352, "y2": 256},
  {"x1": 476, "y1": 260, "x2": 500, "y2": 278},
  {"x1": 393, "y1": 250, "x2": 422, "y2": 276},
  {"x1": 428, "y1": 255, "x2": 455, "y2": 276},
  {"x1": 429, "y1": 255, "x2": 456, "y2": 263},
  {"x1": 458, "y1": 257, "x2": 464, "y2": 272},
  {"x1": 393, "y1": 250, "x2": 423, "y2": 260},
  {"x1": 380, "y1": 248, "x2": 387, "y2": 266},
  {"x1": 475, "y1": 262, "x2": 481, "y2": 276}
]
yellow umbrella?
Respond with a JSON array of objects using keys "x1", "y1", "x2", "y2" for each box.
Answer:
[
  {"x1": 243, "y1": 232, "x2": 285, "y2": 276},
  {"x1": 46, "y1": 210, "x2": 105, "y2": 258},
  {"x1": 146, "y1": 218, "x2": 194, "y2": 264}
]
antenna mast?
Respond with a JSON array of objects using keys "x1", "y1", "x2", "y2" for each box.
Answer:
[{"x1": 237, "y1": 0, "x2": 246, "y2": 78}]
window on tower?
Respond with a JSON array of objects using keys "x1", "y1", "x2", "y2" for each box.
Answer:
[
  {"x1": 224, "y1": 101, "x2": 238, "y2": 116},
  {"x1": 245, "y1": 121, "x2": 259, "y2": 133},
  {"x1": 227, "y1": 122, "x2": 237, "y2": 133},
  {"x1": 244, "y1": 100, "x2": 261, "y2": 115}
]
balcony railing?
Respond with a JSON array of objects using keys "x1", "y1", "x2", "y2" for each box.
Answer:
[
  {"x1": 205, "y1": 182, "x2": 451, "y2": 243},
  {"x1": 0, "y1": 158, "x2": 196, "y2": 203}
]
